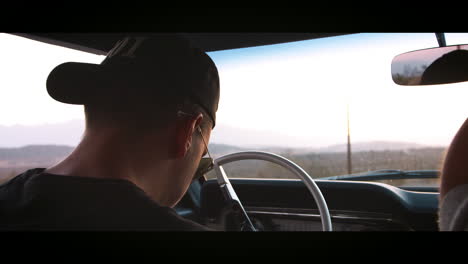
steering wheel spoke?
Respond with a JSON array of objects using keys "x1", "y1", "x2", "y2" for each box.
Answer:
[{"x1": 214, "y1": 163, "x2": 257, "y2": 231}]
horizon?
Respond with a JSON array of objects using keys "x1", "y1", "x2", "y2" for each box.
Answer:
[
  {"x1": 0, "y1": 141, "x2": 448, "y2": 156},
  {"x1": 0, "y1": 118, "x2": 449, "y2": 149}
]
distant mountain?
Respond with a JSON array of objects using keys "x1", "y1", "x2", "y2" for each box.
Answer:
[
  {"x1": 0, "y1": 145, "x2": 73, "y2": 160},
  {"x1": 208, "y1": 123, "x2": 315, "y2": 148},
  {"x1": 0, "y1": 141, "x2": 437, "y2": 180},
  {"x1": 208, "y1": 144, "x2": 310, "y2": 158},
  {"x1": 0, "y1": 119, "x2": 85, "y2": 148},
  {"x1": 0, "y1": 145, "x2": 73, "y2": 168},
  {"x1": 209, "y1": 141, "x2": 431, "y2": 157},
  {"x1": 0, "y1": 119, "x2": 315, "y2": 149},
  {"x1": 0, "y1": 119, "x2": 435, "y2": 154},
  {"x1": 0, "y1": 141, "x2": 432, "y2": 167},
  {"x1": 208, "y1": 143, "x2": 246, "y2": 158},
  {"x1": 317, "y1": 141, "x2": 427, "y2": 153}
]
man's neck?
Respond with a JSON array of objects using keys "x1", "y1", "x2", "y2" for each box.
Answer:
[{"x1": 44, "y1": 128, "x2": 172, "y2": 202}]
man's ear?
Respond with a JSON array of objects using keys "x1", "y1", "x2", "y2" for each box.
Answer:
[{"x1": 174, "y1": 113, "x2": 204, "y2": 158}]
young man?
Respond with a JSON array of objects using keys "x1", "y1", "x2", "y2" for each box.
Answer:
[{"x1": 0, "y1": 35, "x2": 219, "y2": 231}]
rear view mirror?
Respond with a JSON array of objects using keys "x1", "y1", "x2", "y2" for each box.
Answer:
[{"x1": 391, "y1": 45, "x2": 468, "y2": 86}]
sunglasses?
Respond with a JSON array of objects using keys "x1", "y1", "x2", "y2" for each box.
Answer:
[
  {"x1": 193, "y1": 157, "x2": 214, "y2": 181},
  {"x1": 177, "y1": 110, "x2": 215, "y2": 181},
  {"x1": 193, "y1": 126, "x2": 214, "y2": 181}
]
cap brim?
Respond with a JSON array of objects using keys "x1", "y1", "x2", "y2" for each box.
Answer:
[
  {"x1": 47, "y1": 61, "x2": 174, "y2": 106},
  {"x1": 47, "y1": 62, "x2": 104, "y2": 105}
]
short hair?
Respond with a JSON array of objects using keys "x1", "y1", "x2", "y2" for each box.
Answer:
[
  {"x1": 84, "y1": 96, "x2": 213, "y2": 135},
  {"x1": 79, "y1": 35, "x2": 219, "y2": 135}
]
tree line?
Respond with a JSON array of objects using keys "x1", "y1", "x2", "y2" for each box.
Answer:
[{"x1": 206, "y1": 147, "x2": 446, "y2": 180}]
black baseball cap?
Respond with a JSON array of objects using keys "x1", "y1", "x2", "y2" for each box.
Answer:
[{"x1": 46, "y1": 34, "x2": 220, "y2": 127}]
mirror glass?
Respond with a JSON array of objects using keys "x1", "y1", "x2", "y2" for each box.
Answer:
[{"x1": 392, "y1": 45, "x2": 468, "y2": 85}]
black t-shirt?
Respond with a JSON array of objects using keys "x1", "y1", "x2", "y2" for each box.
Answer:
[{"x1": 0, "y1": 168, "x2": 212, "y2": 231}]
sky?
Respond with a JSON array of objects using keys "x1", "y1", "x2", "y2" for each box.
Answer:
[
  {"x1": 1, "y1": 33, "x2": 468, "y2": 148},
  {"x1": 208, "y1": 33, "x2": 468, "y2": 147}
]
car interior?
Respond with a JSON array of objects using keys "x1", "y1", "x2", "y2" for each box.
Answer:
[{"x1": 4, "y1": 32, "x2": 468, "y2": 232}]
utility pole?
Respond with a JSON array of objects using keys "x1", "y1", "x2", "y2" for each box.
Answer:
[{"x1": 347, "y1": 103, "x2": 352, "y2": 175}]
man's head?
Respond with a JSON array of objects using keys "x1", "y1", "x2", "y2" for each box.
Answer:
[
  {"x1": 46, "y1": 34, "x2": 220, "y2": 206},
  {"x1": 47, "y1": 34, "x2": 219, "y2": 127}
]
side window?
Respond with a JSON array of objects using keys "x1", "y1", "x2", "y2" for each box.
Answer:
[{"x1": 0, "y1": 34, "x2": 104, "y2": 184}]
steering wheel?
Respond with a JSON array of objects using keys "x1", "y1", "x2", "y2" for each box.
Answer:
[{"x1": 212, "y1": 151, "x2": 332, "y2": 231}]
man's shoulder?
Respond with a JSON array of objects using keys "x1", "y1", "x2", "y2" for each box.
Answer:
[
  {"x1": 0, "y1": 168, "x2": 45, "y2": 199},
  {"x1": 0, "y1": 168, "x2": 213, "y2": 231},
  {"x1": 0, "y1": 168, "x2": 45, "y2": 185}
]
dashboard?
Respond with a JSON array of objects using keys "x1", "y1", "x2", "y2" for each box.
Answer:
[
  {"x1": 245, "y1": 208, "x2": 411, "y2": 231},
  {"x1": 198, "y1": 178, "x2": 440, "y2": 231}
]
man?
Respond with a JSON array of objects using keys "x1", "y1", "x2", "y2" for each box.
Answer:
[
  {"x1": 420, "y1": 49, "x2": 468, "y2": 231},
  {"x1": 0, "y1": 34, "x2": 219, "y2": 230},
  {"x1": 439, "y1": 118, "x2": 468, "y2": 231}
]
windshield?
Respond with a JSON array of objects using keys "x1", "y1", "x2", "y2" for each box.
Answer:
[
  {"x1": 204, "y1": 33, "x2": 468, "y2": 189},
  {"x1": 1, "y1": 33, "x2": 468, "y2": 189}
]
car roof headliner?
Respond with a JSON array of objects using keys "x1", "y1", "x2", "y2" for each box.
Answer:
[{"x1": 13, "y1": 33, "x2": 354, "y2": 55}]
